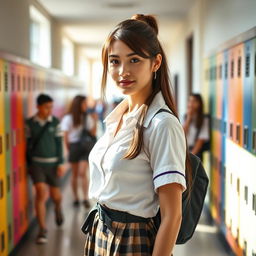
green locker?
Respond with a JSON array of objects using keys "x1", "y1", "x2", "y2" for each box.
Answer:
[{"x1": 4, "y1": 61, "x2": 14, "y2": 253}]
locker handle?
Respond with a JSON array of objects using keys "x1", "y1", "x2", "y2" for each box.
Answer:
[
  {"x1": 11, "y1": 73, "x2": 15, "y2": 91},
  {"x1": 0, "y1": 231, "x2": 5, "y2": 252},
  {"x1": 225, "y1": 62, "x2": 228, "y2": 79},
  {"x1": 253, "y1": 130, "x2": 256, "y2": 152},
  {"x1": 243, "y1": 126, "x2": 248, "y2": 148},
  {"x1": 231, "y1": 60, "x2": 234, "y2": 78},
  {"x1": 229, "y1": 123, "x2": 233, "y2": 139},
  {"x1": 236, "y1": 124, "x2": 240, "y2": 143},
  {"x1": 253, "y1": 194, "x2": 256, "y2": 215},
  {"x1": 244, "y1": 186, "x2": 248, "y2": 204}
]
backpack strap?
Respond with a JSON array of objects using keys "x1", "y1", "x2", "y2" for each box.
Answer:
[{"x1": 31, "y1": 121, "x2": 51, "y2": 151}]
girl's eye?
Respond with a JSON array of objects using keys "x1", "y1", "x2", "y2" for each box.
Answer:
[
  {"x1": 130, "y1": 58, "x2": 140, "y2": 63},
  {"x1": 109, "y1": 59, "x2": 119, "y2": 65}
]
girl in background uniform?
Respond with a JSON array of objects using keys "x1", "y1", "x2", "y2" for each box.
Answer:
[
  {"x1": 183, "y1": 93, "x2": 210, "y2": 160},
  {"x1": 61, "y1": 95, "x2": 96, "y2": 209},
  {"x1": 82, "y1": 14, "x2": 192, "y2": 256}
]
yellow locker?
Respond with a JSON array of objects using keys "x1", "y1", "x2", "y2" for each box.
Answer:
[{"x1": 0, "y1": 59, "x2": 8, "y2": 256}]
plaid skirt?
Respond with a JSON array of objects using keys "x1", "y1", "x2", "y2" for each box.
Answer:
[{"x1": 83, "y1": 211, "x2": 157, "y2": 256}]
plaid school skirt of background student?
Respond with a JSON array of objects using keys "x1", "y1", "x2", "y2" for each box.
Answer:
[{"x1": 83, "y1": 210, "x2": 157, "y2": 256}]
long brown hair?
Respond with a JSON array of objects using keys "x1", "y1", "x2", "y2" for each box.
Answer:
[
  {"x1": 190, "y1": 93, "x2": 204, "y2": 130},
  {"x1": 69, "y1": 95, "x2": 86, "y2": 127},
  {"x1": 101, "y1": 14, "x2": 192, "y2": 192}
]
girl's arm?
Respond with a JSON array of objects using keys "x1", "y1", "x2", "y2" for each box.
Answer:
[
  {"x1": 63, "y1": 131, "x2": 70, "y2": 151},
  {"x1": 191, "y1": 138, "x2": 206, "y2": 155},
  {"x1": 152, "y1": 183, "x2": 183, "y2": 256}
]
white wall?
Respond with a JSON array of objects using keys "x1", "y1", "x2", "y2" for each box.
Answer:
[{"x1": 167, "y1": 0, "x2": 256, "y2": 119}]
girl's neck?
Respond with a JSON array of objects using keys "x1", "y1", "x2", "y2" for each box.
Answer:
[{"x1": 126, "y1": 86, "x2": 152, "y2": 113}]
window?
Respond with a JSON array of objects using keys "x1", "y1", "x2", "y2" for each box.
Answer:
[
  {"x1": 62, "y1": 37, "x2": 74, "y2": 76},
  {"x1": 29, "y1": 6, "x2": 51, "y2": 67}
]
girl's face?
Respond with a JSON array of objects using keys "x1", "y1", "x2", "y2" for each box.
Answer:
[
  {"x1": 108, "y1": 40, "x2": 161, "y2": 98},
  {"x1": 81, "y1": 99, "x2": 87, "y2": 112},
  {"x1": 188, "y1": 96, "x2": 200, "y2": 113}
]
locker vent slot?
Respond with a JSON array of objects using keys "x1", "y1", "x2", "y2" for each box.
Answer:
[
  {"x1": 219, "y1": 64, "x2": 222, "y2": 79},
  {"x1": 11, "y1": 73, "x2": 15, "y2": 91},
  {"x1": 244, "y1": 186, "x2": 248, "y2": 204},
  {"x1": 4, "y1": 72, "x2": 8, "y2": 91},
  {"x1": 5, "y1": 133, "x2": 9, "y2": 151},
  {"x1": 243, "y1": 126, "x2": 248, "y2": 148},
  {"x1": 223, "y1": 121, "x2": 227, "y2": 135},
  {"x1": 225, "y1": 62, "x2": 228, "y2": 79},
  {"x1": 231, "y1": 60, "x2": 234, "y2": 78},
  {"x1": 0, "y1": 136, "x2": 2, "y2": 154},
  {"x1": 17, "y1": 75, "x2": 20, "y2": 91},
  {"x1": 0, "y1": 231, "x2": 5, "y2": 252},
  {"x1": 238, "y1": 56, "x2": 241, "y2": 77},
  {"x1": 23, "y1": 76, "x2": 26, "y2": 91},
  {"x1": 245, "y1": 54, "x2": 250, "y2": 77},
  {"x1": 0, "y1": 179, "x2": 3, "y2": 199},
  {"x1": 236, "y1": 124, "x2": 240, "y2": 143},
  {"x1": 28, "y1": 77, "x2": 31, "y2": 91},
  {"x1": 0, "y1": 71, "x2": 2, "y2": 91},
  {"x1": 7, "y1": 175, "x2": 10, "y2": 192}
]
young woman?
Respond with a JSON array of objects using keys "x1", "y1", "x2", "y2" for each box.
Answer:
[
  {"x1": 61, "y1": 95, "x2": 96, "y2": 208},
  {"x1": 82, "y1": 14, "x2": 192, "y2": 256},
  {"x1": 183, "y1": 93, "x2": 210, "y2": 160}
]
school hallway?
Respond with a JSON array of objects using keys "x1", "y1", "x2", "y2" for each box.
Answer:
[
  {"x1": 12, "y1": 175, "x2": 233, "y2": 256},
  {"x1": 1, "y1": 0, "x2": 256, "y2": 255}
]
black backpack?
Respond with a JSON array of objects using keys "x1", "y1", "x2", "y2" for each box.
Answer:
[{"x1": 152, "y1": 109, "x2": 209, "y2": 244}]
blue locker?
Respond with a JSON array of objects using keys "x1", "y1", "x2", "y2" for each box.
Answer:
[{"x1": 243, "y1": 40, "x2": 254, "y2": 152}]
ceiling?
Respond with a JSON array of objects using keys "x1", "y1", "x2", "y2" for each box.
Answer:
[{"x1": 38, "y1": 0, "x2": 196, "y2": 58}]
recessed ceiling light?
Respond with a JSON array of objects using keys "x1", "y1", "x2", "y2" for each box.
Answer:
[{"x1": 104, "y1": 2, "x2": 137, "y2": 8}]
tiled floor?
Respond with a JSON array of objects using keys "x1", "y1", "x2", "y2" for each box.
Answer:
[{"x1": 14, "y1": 179, "x2": 233, "y2": 256}]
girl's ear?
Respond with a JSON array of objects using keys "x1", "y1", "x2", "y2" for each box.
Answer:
[{"x1": 153, "y1": 54, "x2": 162, "y2": 72}]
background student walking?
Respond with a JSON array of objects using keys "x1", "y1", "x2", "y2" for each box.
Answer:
[
  {"x1": 26, "y1": 94, "x2": 64, "y2": 244},
  {"x1": 61, "y1": 95, "x2": 96, "y2": 209}
]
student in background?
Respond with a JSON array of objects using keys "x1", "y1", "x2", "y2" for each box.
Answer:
[
  {"x1": 61, "y1": 95, "x2": 96, "y2": 209},
  {"x1": 26, "y1": 94, "x2": 64, "y2": 244},
  {"x1": 183, "y1": 93, "x2": 210, "y2": 160}
]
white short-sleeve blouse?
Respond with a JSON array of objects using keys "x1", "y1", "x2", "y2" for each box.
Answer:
[
  {"x1": 88, "y1": 92, "x2": 186, "y2": 218},
  {"x1": 61, "y1": 114, "x2": 94, "y2": 143}
]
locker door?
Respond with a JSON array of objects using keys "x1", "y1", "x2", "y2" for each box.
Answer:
[
  {"x1": 243, "y1": 40, "x2": 254, "y2": 152},
  {"x1": 234, "y1": 44, "x2": 244, "y2": 147},
  {"x1": 221, "y1": 50, "x2": 229, "y2": 231},
  {"x1": 0, "y1": 59, "x2": 8, "y2": 256},
  {"x1": 252, "y1": 38, "x2": 256, "y2": 156},
  {"x1": 228, "y1": 47, "x2": 236, "y2": 142},
  {"x1": 4, "y1": 61, "x2": 14, "y2": 253},
  {"x1": 10, "y1": 63, "x2": 21, "y2": 245}
]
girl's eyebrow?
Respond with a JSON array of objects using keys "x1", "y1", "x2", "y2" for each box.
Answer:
[{"x1": 109, "y1": 53, "x2": 137, "y2": 58}]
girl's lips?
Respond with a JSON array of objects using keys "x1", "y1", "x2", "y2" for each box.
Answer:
[{"x1": 119, "y1": 80, "x2": 135, "y2": 87}]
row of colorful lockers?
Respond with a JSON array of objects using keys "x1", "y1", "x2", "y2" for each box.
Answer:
[
  {"x1": 0, "y1": 56, "x2": 83, "y2": 256},
  {"x1": 204, "y1": 36, "x2": 256, "y2": 256}
]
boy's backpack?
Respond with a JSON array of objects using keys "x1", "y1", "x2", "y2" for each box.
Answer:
[{"x1": 152, "y1": 109, "x2": 209, "y2": 244}]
